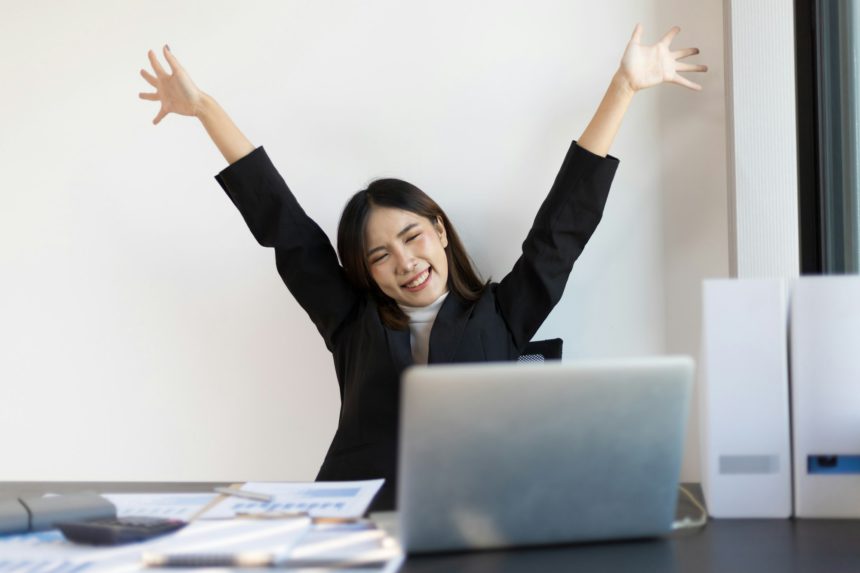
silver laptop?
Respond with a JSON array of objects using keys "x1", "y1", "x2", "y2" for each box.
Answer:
[{"x1": 397, "y1": 356, "x2": 694, "y2": 553}]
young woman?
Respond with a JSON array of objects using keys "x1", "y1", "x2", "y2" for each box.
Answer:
[{"x1": 139, "y1": 25, "x2": 706, "y2": 509}]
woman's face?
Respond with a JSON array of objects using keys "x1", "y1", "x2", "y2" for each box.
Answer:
[{"x1": 365, "y1": 206, "x2": 449, "y2": 307}]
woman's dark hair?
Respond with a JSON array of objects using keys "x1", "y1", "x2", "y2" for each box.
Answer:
[{"x1": 337, "y1": 178, "x2": 487, "y2": 330}]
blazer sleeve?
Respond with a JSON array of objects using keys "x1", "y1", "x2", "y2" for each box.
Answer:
[
  {"x1": 214, "y1": 146, "x2": 359, "y2": 350},
  {"x1": 495, "y1": 141, "x2": 619, "y2": 351}
]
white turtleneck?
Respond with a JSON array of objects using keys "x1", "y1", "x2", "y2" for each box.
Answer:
[{"x1": 398, "y1": 291, "x2": 449, "y2": 365}]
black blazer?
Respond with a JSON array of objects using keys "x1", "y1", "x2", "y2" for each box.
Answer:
[{"x1": 215, "y1": 142, "x2": 619, "y2": 509}]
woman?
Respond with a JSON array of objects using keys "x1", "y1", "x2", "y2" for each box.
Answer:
[{"x1": 139, "y1": 25, "x2": 706, "y2": 509}]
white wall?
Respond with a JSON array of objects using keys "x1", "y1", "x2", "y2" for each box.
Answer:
[
  {"x1": 0, "y1": 0, "x2": 727, "y2": 482},
  {"x1": 655, "y1": 0, "x2": 729, "y2": 483}
]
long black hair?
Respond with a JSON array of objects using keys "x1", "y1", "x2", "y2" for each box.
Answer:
[{"x1": 337, "y1": 178, "x2": 487, "y2": 329}]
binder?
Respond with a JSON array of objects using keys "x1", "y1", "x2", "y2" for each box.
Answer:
[
  {"x1": 792, "y1": 276, "x2": 860, "y2": 517},
  {"x1": 699, "y1": 278, "x2": 792, "y2": 517}
]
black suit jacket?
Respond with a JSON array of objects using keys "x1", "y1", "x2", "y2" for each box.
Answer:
[{"x1": 215, "y1": 142, "x2": 619, "y2": 509}]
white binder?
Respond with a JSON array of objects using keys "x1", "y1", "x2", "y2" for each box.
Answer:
[
  {"x1": 699, "y1": 279, "x2": 792, "y2": 517},
  {"x1": 792, "y1": 276, "x2": 860, "y2": 517}
]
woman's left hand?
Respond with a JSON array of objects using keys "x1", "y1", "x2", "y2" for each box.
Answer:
[{"x1": 618, "y1": 24, "x2": 707, "y2": 92}]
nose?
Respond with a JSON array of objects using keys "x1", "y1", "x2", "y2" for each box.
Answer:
[{"x1": 393, "y1": 247, "x2": 416, "y2": 275}]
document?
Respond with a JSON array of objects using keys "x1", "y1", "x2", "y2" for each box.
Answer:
[
  {"x1": 199, "y1": 479, "x2": 385, "y2": 519},
  {"x1": 288, "y1": 527, "x2": 405, "y2": 571},
  {"x1": 0, "y1": 522, "x2": 403, "y2": 572},
  {"x1": 0, "y1": 518, "x2": 311, "y2": 572},
  {"x1": 141, "y1": 517, "x2": 311, "y2": 567}
]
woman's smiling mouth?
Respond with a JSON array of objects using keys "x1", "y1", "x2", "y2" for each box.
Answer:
[{"x1": 402, "y1": 268, "x2": 432, "y2": 291}]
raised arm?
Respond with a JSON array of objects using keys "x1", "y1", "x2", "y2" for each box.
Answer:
[
  {"x1": 139, "y1": 46, "x2": 360, "y2": 350},
  {"x1": 577, "y1": 24, "x2": 707, "y2": 157},
  {"x1": 496, "y1": 25, "x2": 706, "y2": 349},
  {"x1": 138, "y1": 45, "x2": 254, "y2": 165}
]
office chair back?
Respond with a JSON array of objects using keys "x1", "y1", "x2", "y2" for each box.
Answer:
[{"x1": 518, "y1": 338, "x2": 563, "y2": 362}]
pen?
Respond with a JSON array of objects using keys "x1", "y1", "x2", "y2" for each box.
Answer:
[
  {"x1": 142, "y1": 552, "x2": 395, "y2": 569},
  {"x1": 142, "y1": 551, "x2": 275, "y2": 568},
  {"x1": 141, "y1": 548, "x2": 399, "y2": 569},
  {"x1": 213, "y1": 487, "x2": 274, "y2": 503}
]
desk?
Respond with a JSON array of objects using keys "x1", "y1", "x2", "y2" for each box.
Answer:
[{"x1": 2, "y1": 482, "x2": 859, "y2": 572}]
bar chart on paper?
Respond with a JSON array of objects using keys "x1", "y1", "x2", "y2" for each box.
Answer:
[
  {"x1": 0, "y1": 529, "x2": 130, "y2": 573},
  {"x1": 200, "y1": 480, "x2": 385, "y2": 519},
  {"x1": 102, "y1": 493, "x2": 218, "y2": 520},
  {"x1": 0, "y1": 559, "x2": 93, "y2": 573},
  {"x1": 0, "y1": 529, "x2": 77, "y2": 573}
]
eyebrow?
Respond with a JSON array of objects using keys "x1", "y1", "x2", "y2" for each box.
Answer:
[{"x1": 366, "y1": 222, "x2": 420, "y2": 257}]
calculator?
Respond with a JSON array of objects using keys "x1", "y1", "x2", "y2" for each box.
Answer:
[{"x1": 56, "y1": 516, "x2": 187, "y2": 545}]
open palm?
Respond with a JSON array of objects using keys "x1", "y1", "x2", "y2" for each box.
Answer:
[
  {"x1": 620, "y1": 25, "x2": 707, "y2": 92},
  {"x1": 139, "y1": 46, "x2": 203, "y2": 125}
]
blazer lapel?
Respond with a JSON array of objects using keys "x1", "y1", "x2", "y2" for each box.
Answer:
[
  {"x1": 428, "y1": 292, "x2": 474, "y2": 363},
  {"x1": 385, "y1": 326, "x2": 413, "y2": 372}
]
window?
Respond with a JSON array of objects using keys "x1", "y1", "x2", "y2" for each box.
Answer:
[{"x1": 796, "y1": 0, "x2": 860, "y2": 273}]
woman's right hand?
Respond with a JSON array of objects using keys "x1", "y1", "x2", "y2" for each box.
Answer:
[{"x1": 139, "y1": 45, "x2": 204, "y2": 125}]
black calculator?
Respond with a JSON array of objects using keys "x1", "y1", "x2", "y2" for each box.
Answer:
[{"x1": 56, "y1": 516, "x2": 187, "y2": 545}]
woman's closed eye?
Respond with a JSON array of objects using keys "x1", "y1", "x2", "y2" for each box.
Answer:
[{"x1": 369, "y1": 233, "x2": 420, "y2": 264}]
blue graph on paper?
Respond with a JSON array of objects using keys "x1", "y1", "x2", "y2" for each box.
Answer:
[
  {"x1": 200, "y1": 480, "x2": 384, "y2": 519},
  {"x1": 102, "y1": 492, "x2": 217, "y2": 521},
  {"x1": 0, "y1": 559, "x2": 94, "y2": 573},
  {"x1": 231, "y1": 500, "x2": 348, "y2": 512},
  {"x1": 0, "y1": 531, "x2": 96, "y2": 573},
  {"x1": 229, "y1": 487, "x2": 359, "y2": 513},
  {"x1": 0, "y1": 530, "x2": 65, "y2": 547}
]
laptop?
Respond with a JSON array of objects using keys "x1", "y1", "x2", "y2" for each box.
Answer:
[{"x1": 397, "y1": 356, "x2": 694, "y2": 553}]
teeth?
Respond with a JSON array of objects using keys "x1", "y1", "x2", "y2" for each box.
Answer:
[{"x1": 406, "y1": 269, "x2": 430, "y2": 288}]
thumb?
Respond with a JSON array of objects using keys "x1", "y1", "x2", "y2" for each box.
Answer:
[
  {"x1": 630, "y1": 23, "x2": 643, "y2": 44},
  {"x1": 153, "y1": 108, "x2": 168, "y2": 125}
]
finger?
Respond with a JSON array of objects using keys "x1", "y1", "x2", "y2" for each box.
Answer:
[
  {"x1": 660, "y1": 26, "x2": 680, "y2": 46},
  {"x1": 677, "y1": 62, "x2": 708, "y2": 73},
  {"x1": 138, "y1": 92, "x2": 160, "y2": 101},
  {"x1": 153, "y1": 108, "x2": 168, "y2": 125},
  {"x1": 162, "y1": 44, "x2": 181, "y2": 74},
  {"x1": 140, "y1": 69, "x2": 158, "y2": 87},
  {"x1": 147, "y1": 49, "x2": 168, "y2": 77},
  {"x1": 673, "y1": 73, "x2": 702, "y2": 91},
  {"x1": 672, "y1": 47, "x2": 700, "y2": 60},
  {"x1": 630, "y1": 23, "x2": 643, "y2": 44}
]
